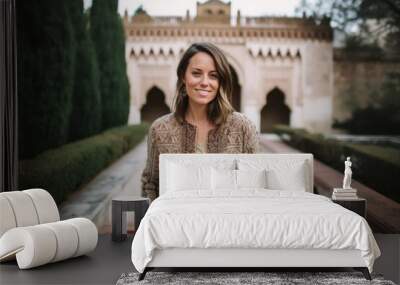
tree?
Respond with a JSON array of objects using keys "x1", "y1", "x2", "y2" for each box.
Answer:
[
  {"x1": 295, "y1": 0, "x2": 400, "y2": 51},
  {"x1": 68, "y1": 0, "x2": 102, "y2": 141},
  {"x1": 113, "y1": 5, "x2": 130, "y2": 126},
  {"x1": 295, "y1": 0, "x2": 362, "y2": 35},
  {"x1": 90, "y1": 0, "x2": 130, "y2": 130},
  {"x1": 359, "y1": 0, "x2": 400, "y2": 52},
  {"x1": 17, "y1": 0, "x2": 76, "y2": 158}
]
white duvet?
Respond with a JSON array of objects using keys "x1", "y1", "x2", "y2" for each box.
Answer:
[{"x1": 131, "y1": 190, "x2": 380, "y2": 273}]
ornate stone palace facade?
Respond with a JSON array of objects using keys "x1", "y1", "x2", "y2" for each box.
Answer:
[{"x1": 124, "y1": 0, "x2": 334, "y2": 133}]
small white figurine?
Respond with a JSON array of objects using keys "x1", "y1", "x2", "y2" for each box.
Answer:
[{"x1": 342, "y1": 157, "x2": 352, "y2": 189}]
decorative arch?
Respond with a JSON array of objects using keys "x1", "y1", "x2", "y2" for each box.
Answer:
[
  {"x1": 260, "y1": 87, "x2": 291, "y2": 133},
  {"x1": 223, "y1": 51, "x2": 245, "y2": 86},
  {"x1": 140, "y1": 86, "x2": 170, "y2": 123},
  {"x1": 229, "y1": 65, "x2": 241, "y2": 112},
  {"x1": 264, "y1": 84, "x2": 291, "y2": 108}
]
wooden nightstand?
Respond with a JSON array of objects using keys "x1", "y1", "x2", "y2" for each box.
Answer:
[{"x1": 332, "y1": 198, "x2": 366, "y2": 218}]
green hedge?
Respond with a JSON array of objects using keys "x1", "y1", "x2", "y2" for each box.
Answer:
[
  {"x1": 273, "y1": 125, "x2": 400, "y2": 203},
  {"x1": 19, "y1": 124, "x2": 149, "y2": 204}
]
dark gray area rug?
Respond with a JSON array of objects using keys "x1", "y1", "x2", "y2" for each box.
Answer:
[{"x1": 116, "y1": 272, "x2": 396, "y2": 285}]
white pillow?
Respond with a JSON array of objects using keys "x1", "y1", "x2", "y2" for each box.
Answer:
[
  {"x1": 237, "y1": 159, "x2": 307, "y2": 191},
  {"x1": 266, "y1": 168, "x2": 306, "y2": 191},
  {"x1": 211, "y1": 168, "x2": 268, "y2": 190},
  {"x1": 212, "y1": 168, "x2": 237, "y2": 190},
  {"x1": 236, "y1": 169, "x2": 267, "y2": 189},
  {"x1": 167, "y1": 162, "x2": 212, "y2": 191}
]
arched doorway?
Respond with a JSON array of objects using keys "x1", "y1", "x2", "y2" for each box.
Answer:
[
  {"x1": 260, "y1": 88, "x2": 291, "y2": 133},
  {"x1": 229, "y1": 65, "x2": 241, "y2": 112},
  {"x1": 140, "y1": 86, "x2": 170, "y2": 123}
]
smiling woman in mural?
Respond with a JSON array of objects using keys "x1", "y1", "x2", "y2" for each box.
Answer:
[{"x1": 141, "y1": 42, "x2": 259, "y2": 201}]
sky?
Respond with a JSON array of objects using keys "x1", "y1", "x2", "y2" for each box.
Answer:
[{"x1": 84, "y1": 0, "x2": 302, "y2": 17}]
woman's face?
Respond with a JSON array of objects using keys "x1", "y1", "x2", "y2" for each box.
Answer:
[{"x1": 183, "y1": 52, "x2": 219, "y2": 107}]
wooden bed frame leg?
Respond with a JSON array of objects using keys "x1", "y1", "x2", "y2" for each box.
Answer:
[
  {"x1": 354, "y1": 267, "x2": 371, "y2": 280},
  {"x1": 138, "y1": 268, "x2": 148, "y2": 281}
]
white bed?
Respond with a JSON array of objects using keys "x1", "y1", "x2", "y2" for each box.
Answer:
[{"x1": 131, "y1": 154, "x2": 380, "y2": 280}]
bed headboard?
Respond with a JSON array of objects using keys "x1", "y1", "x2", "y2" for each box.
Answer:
[{"x1": 159, "y1": 153, "x2": 314, "y2": 195}]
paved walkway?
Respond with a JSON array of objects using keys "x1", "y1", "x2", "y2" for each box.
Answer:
[{"x1": 60, "y1": 134, "x2": 399, "y2": 234}]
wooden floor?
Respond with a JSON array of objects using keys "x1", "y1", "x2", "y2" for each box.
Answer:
[{"x1": 1, "y1": 234, "x2": 398, "y2": 284}]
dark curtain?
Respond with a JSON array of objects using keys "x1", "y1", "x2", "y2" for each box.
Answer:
[{"x1": 0, "y1": 0, "x2": 18, "y2": 192}]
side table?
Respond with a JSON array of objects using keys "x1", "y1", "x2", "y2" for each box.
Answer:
[
  {"x1": 112, "y1": 196, "x2": 150, "y2": 242},
  {"x1": 332, "y1": 198, "x2": 366, "y2": 218}
]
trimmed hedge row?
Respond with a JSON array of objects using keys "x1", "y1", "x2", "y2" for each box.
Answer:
[
  {"x1": 273, "y1": 125, "x2": 400, "y2": 203},
  {"x1": 19, "y1": 124, "x2": 149, "y2": 204}
]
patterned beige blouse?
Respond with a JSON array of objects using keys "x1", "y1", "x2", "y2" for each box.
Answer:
[{"x1": 141, "y1": 112, "x2": 259, "y2": 201}]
